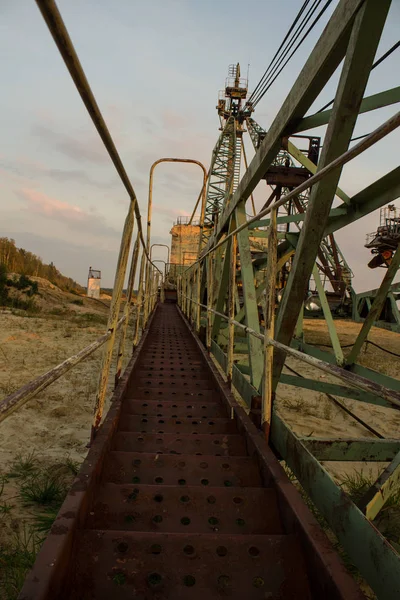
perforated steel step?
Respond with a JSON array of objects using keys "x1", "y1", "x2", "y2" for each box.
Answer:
[
  {"x1": 113, "y1": 432, "x2": 247, "y2": 455},
  {"x1": 122, "y1": 400, "x2": 227, "y2": 418},
  {"x1": 69, "y1": 531, "x2": 311, "y2": 599},
  {"x1": 118, "y1": 415, "x2": 238, "y2": 435},
  {"x1": 86, "y1": 484, "x2": 282, "y2": 534},
  {"x1": 102, "y1": 452, "x2": 262, "y2": 487}
]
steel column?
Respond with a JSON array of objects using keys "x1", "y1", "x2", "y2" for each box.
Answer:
[{"x1": 274, "y1": 0, "x2": 391, "y2": 384}]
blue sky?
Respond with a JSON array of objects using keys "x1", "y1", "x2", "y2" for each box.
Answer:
[{"x1": 0, "y1": 0, "x2": 399, "y2": 290}]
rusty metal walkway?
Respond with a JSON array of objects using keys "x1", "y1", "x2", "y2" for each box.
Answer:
[{"x1": 20, "y1": 303, "x2": 363, "y2": 600}]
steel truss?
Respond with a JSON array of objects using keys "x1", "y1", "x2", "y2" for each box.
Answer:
[{"x1": 179, "y1": 1, "x2": 400, "y2": 597}]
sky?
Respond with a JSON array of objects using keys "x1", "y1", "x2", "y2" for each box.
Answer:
[{"x1": 0, "y1": 0, "x2": 399, "y2": 291}]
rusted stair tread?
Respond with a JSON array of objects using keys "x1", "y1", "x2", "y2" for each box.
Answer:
[
  {"x1": 134, "y1": 377, "x2": 216, "y2": 389},
  {"x1": 138, "y1": 365, "x2": 211, "y2": 373},
  {"x1": 113, "y1": 432, "x2": 247, "y2": 455},
  {"x1": 102, "y1": 452, "x2": 262, "y2": 486},
  {"x1": 125, "y1": 388, "x2": 223, "y2": 401},
  {"x1": 137, "y1": 371, "x2": 214, "y2": 381},
  {"x1": 137, "y1": 352, "x2": 203, "y2": 359},
  {"x1": 118, "y1": 416, "x2": 237, "y2": 435},
  {"x1": 86, "y1": 484, "x2": 283, "y2": 534},
  {"x1": 67, "y1": 531, "x2": 311, "y2": 599},
  {"x1": 122, "y1": 400, "x2": 227, "y2": 417}
]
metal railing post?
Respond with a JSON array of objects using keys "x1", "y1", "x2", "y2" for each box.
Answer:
[
  {"x1": 262, "y1": 209, "x2": 277, "y2": 441},
  {"x1": 227, "y1": 233, "x2": 237, "y2": 385},
  {"x1": 133, "y1": 253, "x2": 146, "y2": 347},
  {"x1": 195, "y1": 263, "x2": 201, "y2": 332},
  {"x1": 91, "y1": 202, "x2": 135, "y2": 441},
  {"x1": 206, "y1": 254, "x2": 213, "y2": 351},
  {"x1": 115, "y1": 232, "x2": 140, "y2": 385},
  {"x1": 151, "y1": 243, "x2": 170, "y2": 265}
]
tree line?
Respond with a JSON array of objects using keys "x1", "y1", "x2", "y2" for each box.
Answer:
[{"x1": 0, "y1": 237, "x2": 83, "y2": 293}]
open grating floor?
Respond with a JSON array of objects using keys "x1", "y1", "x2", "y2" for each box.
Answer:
[
  {"x1": 66, "y1": 304, "x2": 311, "y2": 599},
  {"x1": 20, "y1": 303, "x2": 364, "y2": 600}
]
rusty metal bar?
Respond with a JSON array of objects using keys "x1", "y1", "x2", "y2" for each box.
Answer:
[
  {"x1": 0, "y1": 316, "x2": 125, "y2": 424},
  {"x1": 133, "y1": 253, "x2": 146, "y2": 347},
  {"x1": 34, "y1": 0, "x2": 161, "y2": 275},
  {"x1": 206, "y1": 255, "x2": 213, "y2": 351},
  {"x1": 34, "y1": 0, "x2": 162, "y2": 443},
  {"x1": 195, "y1": 263, "x2": 202, "y2": 332},
  {"x1": 115, "y1": 234, "x2": 140, "y2": 385},
  {"x1": 262, "y1": 209, "x2": 277, "y2": 440},
  {"x1": 91, "y1": 204, "x2": 136, "y2": 440},
  {"x1": 144, "y1": 157, "x2": 207, "y2": 322},
  {"x1": 181, "y1": 294, "x2": 400, "y2": 408},
  {"x1": 151, "y1": 243, "x2": 170, "y2": 265}
]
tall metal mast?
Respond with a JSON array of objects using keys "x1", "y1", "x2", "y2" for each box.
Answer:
[{"x1": 200, "y1": 64, "x2": 247, "y2": 249}]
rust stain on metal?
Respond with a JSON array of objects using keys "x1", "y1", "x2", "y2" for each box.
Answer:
[{"x1": 19, "y1": 305, "x2": 364, "y2": 599}]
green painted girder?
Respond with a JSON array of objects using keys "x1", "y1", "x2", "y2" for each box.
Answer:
[
  {"x1": 279, "y1": 374, "x2": 392, "y2": 408},
  {"x1": 202, "y1": 0, "x2": 365, "y2": 255},
  {"x1": 271, "y1": 413, "x2": 400, "y2": 599},
  {"x1": 235, "y1": 201, "x2": 264, "y2": 389},
  {"x1": 356, "y1": 282, "x2": 400, "y2": 300},
  {"x1": 287, "y1": 140, "x2": 350, "y2": 203},
  {"x1": 201, "y1": 115, "x2": 236, "y2": 248},
  {"x1": 273, "y1": 0, "x2": 391, "y2": 387},
  {"x1": 291, "y1": 338, "x2": 400, "y2": 394},
  {"x1": 347, "y1": 244, "x2": 400, "y2": 365},
  {"x1": 208, "y1": 340, "x2": 400, "y2": 597},
  {"x1": 210, "y1": 339, "x2": 257, "y2": 407},
  {"x1": 298, "y1": 437, "x2": 400, "y2": 461},
  {"x1": 211, "y1": 237, "x2": 232, "y2": 339},
  {"x1": 312, "y1": 264, "x2": 344, "y2": 364},
  {"x1": 326, "y1": 166, "x2": 400, "y2": 235},
  {"x1": 358, "y1": 450, "x2": 400, "y2": 520},
  {"x1": 250, "y1": 207, "x2": 348, "y2": 230},
  {"x1": 294, "y1": 86, "x2": 400, "y2": 133}
]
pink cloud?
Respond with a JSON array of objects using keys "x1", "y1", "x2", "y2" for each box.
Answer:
[
  {"x1": 19, "y1": 188, "x2": 86, "y2": 222},
  {"x1": 17, "y1": 187, "x2": 120, "y2": 239}
]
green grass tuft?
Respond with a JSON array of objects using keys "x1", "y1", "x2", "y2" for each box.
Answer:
[
  {"x1": 64, "y1": 456, "x2": 80, "y2": 476},
  {"x1": 339, "y1": 470, "x2": 376, "y2": 504},
  {"x1": 19, "y1": 473, "x2": 66, "y2": 508},
  {"x1": 8, "y1": 452, "x2": 39, "y2": 479},
  {"x1": 0, "y1": 525, "x2": 40, "y2": 600}
]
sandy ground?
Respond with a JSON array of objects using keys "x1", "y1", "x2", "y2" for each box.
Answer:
[
  {"x1": 276, "y1": 318, "x2": 400, "y2": 484},
  {"x1": 0, "y1": 281, "x2": 135, "y2": 563},
  {"x1": 1, "y1": 309, "x2": 398, "y2": 487},
  {"x1": 0, "y1": 288, "x2": 398, "y2": 597}
]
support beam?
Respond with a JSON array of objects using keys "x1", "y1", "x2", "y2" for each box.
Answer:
[
  {"x1": 294, "y1": 86, "x2": 400, "y2": 133},
  {"x1": 280, "y1": 374, "x2": 394, "y2": 409},
  {"x1": 299, "y1": 437, "x2": 400, "y2": 461},
  {"x1": 312, "y1": 265, "x2": 344, "y2": 365},
  {"x1": 262, "y1": 209, "x2": 277, "y2": 439},
  {"x1": 202, "y1": 0, "x2": 365, "y2": 253},
  {"x1": 358, "y1": 451, "x2": 400, "y2": 520},
  {"x1": 211, "y1": 238, "x2": 232, "y2": 338},
  {"x1": 347, "y1": 243, "x2": 400, "y2": 365},
  {"x1": 326, "y1": 166, "x2": 400, "y2": 234},
  {"x1": 274, "y1": 0, "x2": 391, "y2": 385},
  {"x1": 235, "y1": 202, "x2": 263, "y2": 388},
  {"x1": 271, "y1": 413, "x2": 400, "y2": 599},
  {"x1": 287, "y1": 140, "x2": 350, "y2": 204}
]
